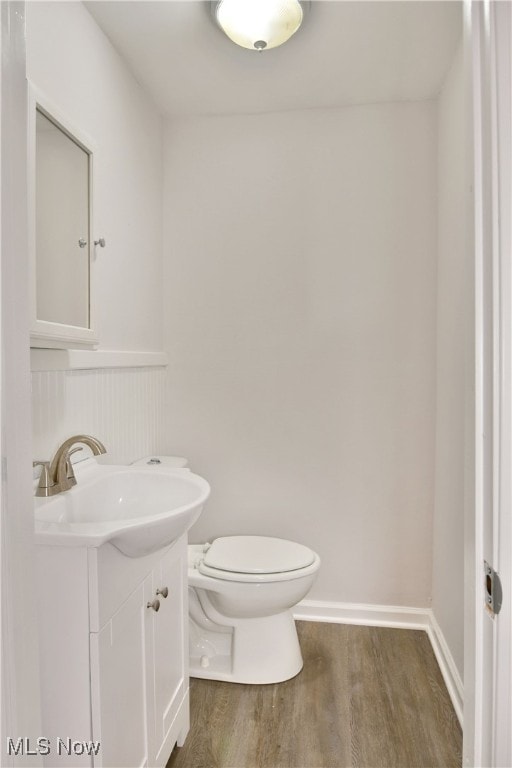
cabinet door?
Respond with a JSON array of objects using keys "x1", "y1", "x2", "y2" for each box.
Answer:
[
  {"x1": 146, "y1": 539, "x2": 187, "y2": 766},
  {"x1": 90, "y1": 584, "x2": 148, "y2": 768}
]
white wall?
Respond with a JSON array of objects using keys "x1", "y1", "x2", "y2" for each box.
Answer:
[
  {"x1": 162, "y1": 102, "x2": 438, "y2": 607},
  {"x1": 432, "y1": 42, "x2": 466, "y2": 681},
  {"x1": 26, "y1": 1, "x2": 163, "y2": 353},
  {"x1": 26, "y1": 3, "x2": 166, "y2": 463},
  {"x1": 24, "y1": 2, "x2": 464, "y2": 623}
]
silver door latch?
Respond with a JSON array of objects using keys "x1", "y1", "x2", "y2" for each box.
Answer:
[{"x1": 484, "y1": 561, "x2": 503, "y2": 615}]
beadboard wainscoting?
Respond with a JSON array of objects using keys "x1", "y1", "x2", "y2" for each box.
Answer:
[{"x1": 31, "y1": 366, "x2": 167, "y2": 465}]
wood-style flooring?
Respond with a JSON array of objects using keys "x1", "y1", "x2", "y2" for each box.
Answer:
[{"x1": 167, "y1": 621, "x2": 462, "y2": 768}]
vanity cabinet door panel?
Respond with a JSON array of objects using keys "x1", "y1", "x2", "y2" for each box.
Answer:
[
  {"x1": 149, "y1": 539, "x2": 188, "y2": 765},
  {"x1": 90, "y1": 584, "x2": 148, "y2": 768}
]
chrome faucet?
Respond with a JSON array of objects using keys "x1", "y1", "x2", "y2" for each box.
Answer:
[{"x1": 33, "y1": 434, "x2": 107, "y2": 497}]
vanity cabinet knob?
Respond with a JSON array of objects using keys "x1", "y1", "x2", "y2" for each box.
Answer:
[
  {"x1": 78, "y1": 238, "x2": 87, "y2": 248},
  {"x1": 156, "y1": 587, "x2": 169, "y2": 599},
  {"x1": 147, "y1": 599, "x2": 160, "y2": 612}
]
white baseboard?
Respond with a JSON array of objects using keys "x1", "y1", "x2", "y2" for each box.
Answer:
[
  {"x1": 426, "y1": 612, "x2": 464, "y2": 726},
  {"x1": 294, "y1": 599, "x2": 431, "y2": 630},
  {"x1": 294, "y1": 599, "x2": 463, "y2": 726}
]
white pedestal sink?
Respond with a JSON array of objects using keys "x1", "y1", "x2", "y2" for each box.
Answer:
[{"x1": 34, "y1": 457, "x2": 210, "y2": 557}]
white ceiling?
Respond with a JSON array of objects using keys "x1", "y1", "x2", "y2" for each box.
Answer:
[{"x1": 85, "y1": 0, "x2": 462, "y2": 117}]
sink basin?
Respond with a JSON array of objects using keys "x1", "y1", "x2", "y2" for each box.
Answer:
[{"x1": 34, "y1": 459, "x2": 210, "y2": 557}]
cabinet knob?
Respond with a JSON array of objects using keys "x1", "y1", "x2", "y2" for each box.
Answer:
[
  {"x1": 147, "y1": 599, "x2": 160, "y2": 612},
  {"x1": 156, "y1": 587, "x2": 169, "y2": 599}
]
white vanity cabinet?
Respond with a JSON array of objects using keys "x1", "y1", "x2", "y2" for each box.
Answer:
[
  {"x1": 145, "y1": 546, "x2": 188, "y2": 764},
  {"x1": 36, "y1": 534, "x2": 189, "y2": 768},
  {"x1": 91, "y1": 583, "x2": 148, "y2": 767}
]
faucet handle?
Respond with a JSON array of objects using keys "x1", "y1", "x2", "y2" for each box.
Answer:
[
  {"x1": 33, "y1": 460, "x2": 50, "y2": 471},
  {"x1": 33, "y1": 461, "x2": 56, "y2": 497}
]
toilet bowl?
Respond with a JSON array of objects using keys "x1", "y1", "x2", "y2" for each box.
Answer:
[{"x1": 188, "y1": 535, "x2": 320, "y2": 684}]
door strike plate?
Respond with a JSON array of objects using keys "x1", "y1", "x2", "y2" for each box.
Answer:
[{"x1": 484, "y1": 561, "x2": 503, "y2": 616}]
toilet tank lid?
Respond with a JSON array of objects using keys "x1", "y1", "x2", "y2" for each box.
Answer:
[
  {"x1": 131, "y1": 455, "x2": 188, "y2": 468},
  {"x1": 203, "y1": 536, "x2": 316, "y2": 574}
]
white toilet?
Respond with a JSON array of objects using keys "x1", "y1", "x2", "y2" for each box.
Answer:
[
  {"x1": 188, "y1": 535, "x2": 320, "y2": 684},
  {"x1": 132, "y1": 456, "x2": 320, "y2": 685}
]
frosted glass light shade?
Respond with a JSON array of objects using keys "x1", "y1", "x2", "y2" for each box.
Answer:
[{"x1": 214, "y1": 0, "x2": 304, "y2": 51}]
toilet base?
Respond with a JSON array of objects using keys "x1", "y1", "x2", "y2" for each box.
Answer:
[{"x1": 189, "y1": 609, "x2": 303, "y2": 684}]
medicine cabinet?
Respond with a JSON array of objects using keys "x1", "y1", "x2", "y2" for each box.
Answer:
[{"x1": 29, "y1": 87, "x2": 98, "y2": 348}]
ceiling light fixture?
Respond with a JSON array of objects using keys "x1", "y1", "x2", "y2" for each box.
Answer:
[{"x1": 212, "y1": 0, "x2": 307, "y2": 52}]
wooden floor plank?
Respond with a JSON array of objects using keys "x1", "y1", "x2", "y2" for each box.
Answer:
[{"x1": 167, "y1": 621, "x2": 462, "y2": 768}]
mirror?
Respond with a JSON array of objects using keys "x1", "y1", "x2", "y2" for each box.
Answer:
[
  {"x1": 29, "y1": 89, "x2": 98, "y2": 348},
  {"x1": 36, "y1": 110, "x2": 90, "y2": 328}
]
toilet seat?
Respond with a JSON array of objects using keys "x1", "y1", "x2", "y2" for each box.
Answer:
[{"x1": 196, "y1": 535, "x2": 319, "y2": 583}]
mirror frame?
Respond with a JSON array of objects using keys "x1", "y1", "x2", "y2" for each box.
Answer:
[{"x1": 28, "y1": 84, "x2": 98, "y2": 349}]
